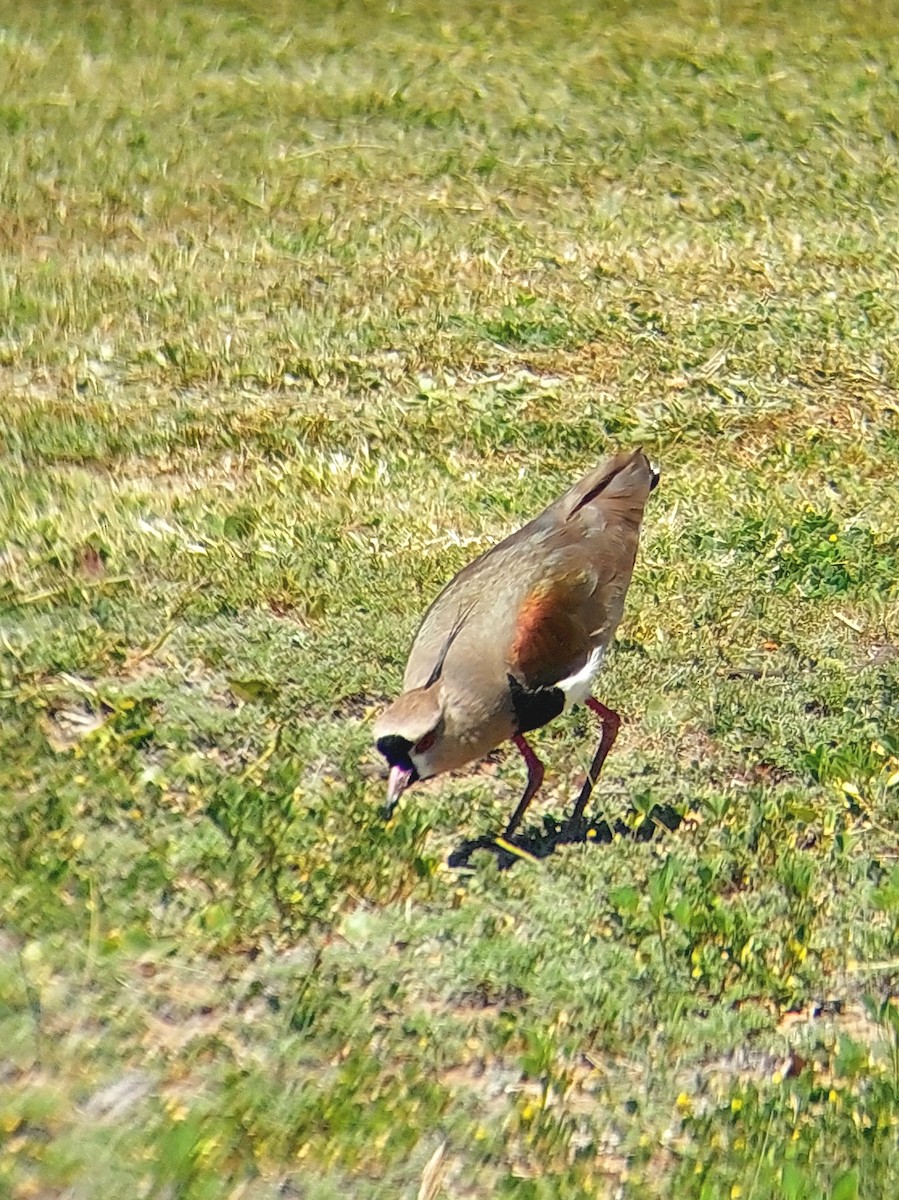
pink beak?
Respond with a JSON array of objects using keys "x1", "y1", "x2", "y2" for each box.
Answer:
[{"x1": 383, "y1": 765, "x2": 413, "y2": 819}]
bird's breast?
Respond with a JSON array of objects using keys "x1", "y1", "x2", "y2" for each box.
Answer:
[{"x1": 506, "y1": 674, "x2": 566, "y2": 735}]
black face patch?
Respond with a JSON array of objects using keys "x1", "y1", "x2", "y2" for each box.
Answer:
[
  {"x1": 376, "y1": 734, "x2": 420, "y2": 781},
  {"x1": 507, "y1": 674, "x2": 565, "y2": 735}
]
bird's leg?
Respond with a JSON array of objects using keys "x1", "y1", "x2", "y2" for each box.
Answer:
[
  {"x1": 502, "y1": 735, "x2": 545, "y2": 838},
  {"x1": 566, "y1": 697, "x2": 621, "y2": 831}
]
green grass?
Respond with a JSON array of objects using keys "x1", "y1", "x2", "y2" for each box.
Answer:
[{"x1": 2, "y1": 0, "x2": 899, "y2": 1196}]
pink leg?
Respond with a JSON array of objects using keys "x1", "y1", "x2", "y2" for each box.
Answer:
[
  {"x1": 503, "y1": 735, "x2": 545, "y2": 837},
  {"x1": 566, "y1": 697, "x2": 622, "y2": 829}
]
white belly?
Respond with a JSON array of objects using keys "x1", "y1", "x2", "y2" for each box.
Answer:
[{"x1": 557, "y1": 646, "x2": 604, "y2": 712}]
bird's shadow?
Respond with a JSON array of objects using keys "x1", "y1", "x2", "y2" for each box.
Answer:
[{"x1": 447, "y1": 804, "x2": 683, "y2": 871}]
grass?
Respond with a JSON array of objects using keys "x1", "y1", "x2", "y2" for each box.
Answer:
[{"x1": 2, "y1": 0, "x2": 899, "y2": 1195}]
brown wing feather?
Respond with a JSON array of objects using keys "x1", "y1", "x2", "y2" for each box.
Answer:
[{"x1": 511, "y1": 574, "x2": 595, "y2": 689}]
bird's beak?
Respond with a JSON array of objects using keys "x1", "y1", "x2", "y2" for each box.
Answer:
[{"x1": 382, "y1": 766, "x2": 413, "y2": 820}]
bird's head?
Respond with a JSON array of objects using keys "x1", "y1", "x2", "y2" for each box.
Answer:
[{"x1": 373, "y1": 687, "x2": 444, "y2": 818}]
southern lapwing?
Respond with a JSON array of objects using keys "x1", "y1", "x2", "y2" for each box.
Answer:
[{"x1": 374, "y1": 449, "x2": 659, "y2": 836}]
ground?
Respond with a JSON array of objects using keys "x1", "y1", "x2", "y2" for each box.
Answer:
[{"x1": 1, "y1": 1, "x2": 898, "y2": 1196}]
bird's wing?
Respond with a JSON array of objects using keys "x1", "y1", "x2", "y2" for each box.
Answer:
[
  {"x1": 509, "y1": 565, "x2": 603, "y2": 691},
  {"x1": 402, "y1": 536, "x2": 524, "y2": 691},
  {"x1": 403, "y1": 450, "x2": 657, "y2": 694}
]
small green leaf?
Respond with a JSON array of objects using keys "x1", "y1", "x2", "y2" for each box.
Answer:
[
  {"x1": 200, "y1": 903, "x2": 232, "y2": 934},
  {"x1": 884, "y1": 999, "x2": 899, "y2": 1038},
  {"x1": 832, "y1": 1168, "x2": 859, "y2": 1200},
  {"x1": 781, "y1": 1161, "x2": 807, "y2": 1200},
  {"x1": 223, "y1": 508, "x2": 257, "y2": 539},
  {"x1": 835, "y1": 1036, "x2": 867, "y2": 1080},
  {"x1": 228, "y1": 678, "x2": 279, "y2": 705},
  {"x1": 610, "y1": 885, "x2": 640, "y2": 915},
  {"x1": 873, "y1": 864, "x2": 899, "y2": 912}
]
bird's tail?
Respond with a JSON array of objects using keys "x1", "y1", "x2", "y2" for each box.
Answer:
[{"x1": 564, "y1": 448, "x2": 659, "y2": 520}]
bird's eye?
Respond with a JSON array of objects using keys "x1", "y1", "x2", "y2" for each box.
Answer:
[{"x1": 414, "y1": 730, "x2": 437, "y2": 754}]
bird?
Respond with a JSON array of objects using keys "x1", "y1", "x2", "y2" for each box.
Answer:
[{"x1": 373, "y1": 448, "x2": 659, "y2": 838}]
